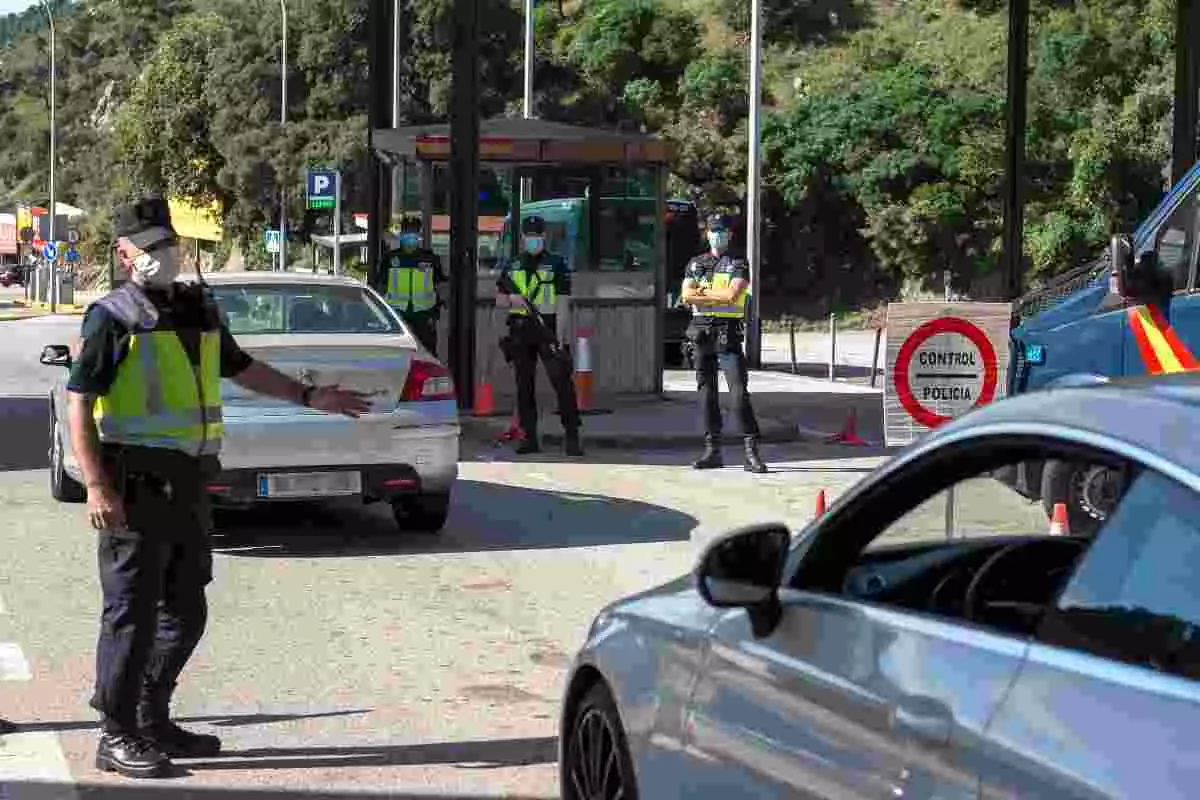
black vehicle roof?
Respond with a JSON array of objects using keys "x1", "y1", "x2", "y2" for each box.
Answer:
[{"x1": 922, "y1": 372, "x2": 1200, "y2": 476}]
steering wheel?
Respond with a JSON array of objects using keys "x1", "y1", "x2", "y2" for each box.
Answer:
[{"x1": 963, "y1": 539, "x2": 1088, "y2": 626}]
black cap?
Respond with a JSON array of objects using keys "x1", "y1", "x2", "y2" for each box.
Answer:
[
  {"x1": 706, "y1": 213, "x2": 732, "y2": 231},
  {"x1": 521, "y1": 216, "x2": 546, "y2": 235},
  {"x1": 113, "y1": 195, "x2": 177, "y2": 251},
  {"x1": 399, "y1": 215, "x2": 421, "y2": 232}
]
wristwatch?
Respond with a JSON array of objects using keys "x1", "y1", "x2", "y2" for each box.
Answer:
[{"x1": 300, "y1": 385, "x2": 316, "y2": 407}]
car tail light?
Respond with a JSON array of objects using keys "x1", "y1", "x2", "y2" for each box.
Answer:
[{"x1": 400, "y1": 360, "x2": 455, "y2": 401}]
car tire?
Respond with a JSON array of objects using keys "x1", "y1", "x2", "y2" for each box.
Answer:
[
  {"x1": 391, "y1": 492, "x2": 450, "y2": 533},
  {"x1": 1041, "y1": 459, "x2": 1120, "y2": 537},
  {"x1": 49, "y1": 406, "x2": 85, "y2": 503},
  {"x1": 562, "y1": 681, "x2": 639, "y2": 800}
]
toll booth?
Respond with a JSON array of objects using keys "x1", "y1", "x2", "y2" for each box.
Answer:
[{"x1": 371, "y1": 117, "x2": 673, "y2": 398}]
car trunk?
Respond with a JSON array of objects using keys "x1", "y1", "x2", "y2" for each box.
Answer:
[{"x1": 221, "y1": 335, "x2": 416, "y2": 416}]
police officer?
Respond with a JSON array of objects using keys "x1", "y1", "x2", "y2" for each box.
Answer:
[
  {"x1": 682, "y1": 213, "x2": 768, "y2": 473},
  {"x1": 67, "y1": 196, "x2": 370, "y2": 778},
  {"x1": 384, "y1": 216, "x2": 445, "y2": 354},
  {"x1": 496, "y1": 216, "x2": 583, "y2": 457}
]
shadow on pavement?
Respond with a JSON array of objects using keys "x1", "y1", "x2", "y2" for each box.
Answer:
[
  {"x1": 184, "y1": 735, "x2": 558, "y2": 772},
  {"x1": 41, "y1": 777, "x2": 556, "y2": 799},
  {"x1": 7, "y1": 709, "x2": 372, "y2": 735},
  {"x1": 464, "y1": 440, "x2": 903, "y2": 468},
  {"x1": 213, "y1": 479, "x2": 695, "y2": 558},
  {"x1": 0, "y1": 395, "x2": 48, "y2": 471},
  {"x1": 761, "y1": 360, "x2": 882, "y2": 384}
]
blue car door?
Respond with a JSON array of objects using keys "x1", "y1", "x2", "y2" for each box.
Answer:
[
  {"x1": 1123, "y1": 165, "x2": 1200, "y2": 376},
  {"x1": 980, "y1": 470, "x2": 1200, "y2": 799}
]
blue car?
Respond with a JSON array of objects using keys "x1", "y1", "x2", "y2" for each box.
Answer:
[{"x1": 560, "y1": 373, "x2": 1200, "y2": 799}]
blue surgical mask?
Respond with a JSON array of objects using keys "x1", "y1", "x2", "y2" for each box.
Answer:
[
  {"x1": 708, "y1": 230, "x2": 731, "y2": 252},
  {"x1": 524, "y1": 236, "x2": 545, "y2": 255},
  {"x1": 399, "y1": 233, "x2": 420, "y2": 250}
]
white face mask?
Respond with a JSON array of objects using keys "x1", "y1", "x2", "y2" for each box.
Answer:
[{"x1": 131, "y1": 245, "x2": 181, "y2": 287}]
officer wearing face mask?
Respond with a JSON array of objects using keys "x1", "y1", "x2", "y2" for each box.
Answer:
[
  {"x1": 681, "y1": 213, "x2": 768, "y2": 473},
  {"x1": 495, "y1": 216, "x2": 583, "y2": 457},
  {"x1": 384, "y1": 216, "x2": 445, "y2": 354},
  {"x1": 67, "y1": 196, "x2": 370, "y2": 778}
]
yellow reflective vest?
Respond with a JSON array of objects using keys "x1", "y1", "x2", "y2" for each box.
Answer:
[
  {"x1": 386, "y1": 252, "x2": 438, "y2": 314},
  {"x1": 91, "y1": 286, "x2": 224, "y2": 458},
  {"x1": 694, "y1": 270, "x2": 751, "y2": 319},
  {"x1": 506, "y1": 264, "x2": 559, "y2": 316}
]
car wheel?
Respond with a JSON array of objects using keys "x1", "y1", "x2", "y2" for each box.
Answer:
[
  {"x1": 562, "y1": 681, "x2": 639, "y2": 800},
  {"x1": 49, "y1": 407, "x2": 85, "y2": 503},
  {"x1": 391, "y1": 491, "x2": 450, "y2": 533},
  {"x1": 1041, "y1": 459, "x2": 1123, "y2": 537}
]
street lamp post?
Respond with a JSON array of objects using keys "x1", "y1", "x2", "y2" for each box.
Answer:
[
  {"x1": 278, "y1": 0, "x2": 288, "y2": 271},
  {"x1": 744, "y1": 0, "x2": 762, "y2": 367},
  {"x1": 40, "y1": 0, "x2": 56, "y2": 310}
]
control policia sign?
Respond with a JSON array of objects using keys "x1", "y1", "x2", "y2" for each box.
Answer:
[{"x1": 884, "y1": 302, "x2": 1012, "y2": 447}]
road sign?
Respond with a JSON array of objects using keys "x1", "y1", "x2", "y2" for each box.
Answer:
[
  {"x1": 307, "y1": 169, "x2": 337, "y2": 210},
  {"x1": 66, "y1": 229, "x2": 79, "y2": 244},
  {"x1": 264, "y1": 228, "x2": 281, "y2": 254},
  {"x1": 884, "y1": 302, "x2": 1012, "y2": 447},
  {"x1": 42, "y1": 242, "x2": 57, "y2": 261},
  {"x1": 65, "y1": 247, "x2": 80, "y2": 263}
]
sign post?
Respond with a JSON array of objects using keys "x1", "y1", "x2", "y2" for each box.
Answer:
[
  {"x1": 334, "y1": 171, "x2": 342, "y2": 276},
  {"x1": 307, "y1": 168, "x2": 340, "y2": 275},
  {"x1": 884, "y1": 302, "x2": 1012, "y2": 538},
  {"x1": 265, "y1": 229, "x2": 281, "y2": 269}
]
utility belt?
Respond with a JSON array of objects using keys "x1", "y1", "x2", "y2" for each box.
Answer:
[
  {"x1": 687, "y1": 316, "x2": 743, "y2": 356},
  {"x1": 101, "y1": 443, "x2": 217, "y2": 502}
]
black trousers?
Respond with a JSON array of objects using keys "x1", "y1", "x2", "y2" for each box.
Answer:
[
  {"x1": 90, "y1": 447, "x2": 213, "y2": 734},
  {"x1": 691, "y1": 321, "x2": 761, "y2": 438},
  {"x1": 507, "y1": 317, "x2": 580, "y2": 438},
  {"x1": 403, "y1": 312, "x2": 438, "y2": 356}
]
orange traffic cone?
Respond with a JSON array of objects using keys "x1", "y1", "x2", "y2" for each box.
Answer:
[
  {"x1": 474, "y1": 381, "x2": 496, "y2": 416},
  {"x1": 815, "y1": 489, "x2": 827, "y2": 517},
  {"x1": 832, "y1": 408, "x2": 869, "y2": 446},
  {"x1": 1049, "y1": 503, "x2": 1070, "y2": 536},
  {"x1": 574, "y1": 330, "x2": 594, "y2": 412}
]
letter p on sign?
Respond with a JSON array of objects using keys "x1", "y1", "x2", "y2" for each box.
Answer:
[{"x1": 313, "y1": 174, "x2": 331, "y2": 195}]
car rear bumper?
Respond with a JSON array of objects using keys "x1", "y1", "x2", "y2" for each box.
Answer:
[{"x1": 205, "y1": 462, "x2": 438, "y2": 507}]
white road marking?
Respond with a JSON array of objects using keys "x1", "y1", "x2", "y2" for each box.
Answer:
[
  {"x1": 0, "y1": 733, "x2": 76, "y2": 799},
  {"x1": 0, "y1": 645, "x2": 30, "y2": 682}
]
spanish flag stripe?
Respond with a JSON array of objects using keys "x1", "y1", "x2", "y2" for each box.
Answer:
[
  {"x1": 1128, "y1": 307, "x2": 1167, "y2": 374},
  {"x1": 1145, "y1": 304, "x2": 1200, "y2": 369}
]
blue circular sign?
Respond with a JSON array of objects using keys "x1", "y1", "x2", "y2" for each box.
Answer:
[{"x1": 42, "y1": 242, "x2": 57, "y2": 260}]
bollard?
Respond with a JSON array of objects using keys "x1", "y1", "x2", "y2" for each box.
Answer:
[{"x1": 828, "y1": 313, "x2": 837, "y2": 381}]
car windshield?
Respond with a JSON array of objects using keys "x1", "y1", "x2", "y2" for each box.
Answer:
[{"x1": 210, "y1": 283, "x2": 402, "y2": 335}]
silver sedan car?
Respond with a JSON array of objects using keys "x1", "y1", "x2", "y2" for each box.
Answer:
[
  {"x1": 560, "y1": 373, "x2": 1200, "y2": 799},
  {"x1": 43, "y1": 271, "x2": 459, "y2": 532}
]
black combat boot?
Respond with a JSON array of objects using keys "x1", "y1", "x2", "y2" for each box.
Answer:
[
  {"x1": 0, "y1": 718, "x2": 17, "y2": 734},
  {"x1": 139, "y1": 683, "x2": 222, "y2": 758},
  {"x1": 744, "y1": 436, "x2": 769, "y2": 474},
  {"x1": 563, "y1": 428, "x2": 584, "y2": 457},
  {"x1": 692, "y1": 435, "x2": 723, "y2": 469},
  {"x1": 95, "y1": 733, "x2": 172, "y2": 778},
  {"x1": 516, "y1": 432, "x2": 540, "y2": 454}
]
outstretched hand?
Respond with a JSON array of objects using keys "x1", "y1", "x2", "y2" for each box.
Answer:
[{"x1": 310, "y1": 385, "x2": 373, "y2": 417}]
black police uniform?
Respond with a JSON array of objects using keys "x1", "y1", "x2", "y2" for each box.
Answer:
[
  {"x1": 69, "y1": 281, "x2": 251, "y2": 771},
  {"x1": 497, "y1": 251, "x2": 583, "y2": 455},
  {"x1": 384, "y1": 245, "x2": 445, "y2": 355},
  {"x1": 685, "y1": 251, "x2": 768, "y2": 473}
]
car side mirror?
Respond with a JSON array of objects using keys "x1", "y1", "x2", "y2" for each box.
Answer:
[
  {"x1": 697, "y1": 523, "x2": 791, "y2": 637},
  {"x1": 40, "y1": 344, "x2": 71, "y2": 368},
  {"x1": 1111, "y1": 234, "x2": 1171, "y2": 303}
]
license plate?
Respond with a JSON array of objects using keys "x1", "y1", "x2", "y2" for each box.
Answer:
[{"x1": 257, "y1": 471, "x2": 362, "y2": 498}]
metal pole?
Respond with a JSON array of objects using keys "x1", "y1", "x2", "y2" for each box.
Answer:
[
  {"x1": 789, "y1": 318, "x2": 797, "y2": 373},
  {"x1": 870, "y1": 327, "x2": 882, "y2": 388},
  {"x1": 41, "y1": 1, "x2": 56, "y2": 312},
  {"x1": 744, "y1": 0, "x2": 763, "y2": 367},
  {"x1": 520, "y1": 0, "x2": 534, "y2": 204},
  {"x1": 828, "y1": 313, "x2": 837, "y2": 381},
  {"x1": 1001, "y1": 0, "x2": 1029, "y2": 301},
  {"x1": 334, "y1": 170, "x2": 342, "y2": 276},
  {"x1": 391, "y1": 0, "x2": 402, "y2": 217},
  {"x1": 278, "y1": 0, "x2": 288, "y2": 271},
  {"x1": 449, "y1": 0, "x2": 480, "y2": 412},
  {"x1": 1173, "y1": 0, "x2": 1200, "y2": 185}
]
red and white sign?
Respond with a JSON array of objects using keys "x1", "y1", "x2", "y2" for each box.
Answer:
[{"x1": 884, "y1": 303, "x2": 1012, "y2": 447}]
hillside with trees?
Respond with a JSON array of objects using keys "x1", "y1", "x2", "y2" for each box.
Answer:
[{"x1": 0, "y1": 0, "x2": 1182, "y2": 316}]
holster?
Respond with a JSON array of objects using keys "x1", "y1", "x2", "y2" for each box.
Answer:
[{"x1": 687, "y1": 321, "x2": 716, "y2": 358}]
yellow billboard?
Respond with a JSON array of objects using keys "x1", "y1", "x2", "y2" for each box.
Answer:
[{"x1": 168, "y1": 196, "x2": 223, "y2": 242}]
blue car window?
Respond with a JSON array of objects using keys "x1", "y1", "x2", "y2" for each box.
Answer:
[{"x1": 1041, "y1": 471, "x2": 1200, "y2": 680}]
